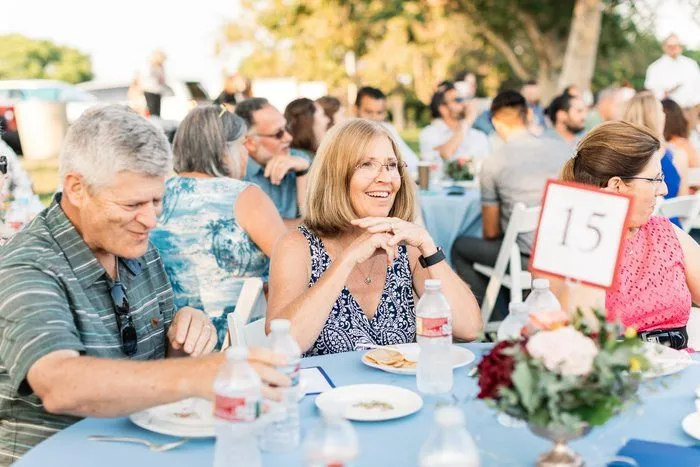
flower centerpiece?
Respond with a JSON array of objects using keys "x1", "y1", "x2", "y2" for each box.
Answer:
[
  {"x1": 476, "y1": 308, "x2": 649, "y2": 466},
  {"x1": 444, "y1": 157, "x2": 474, "y2": 182}
]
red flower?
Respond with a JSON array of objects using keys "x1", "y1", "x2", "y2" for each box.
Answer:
[{"x1": 476, "y1": 340, "x2": 523, "y2": 400}]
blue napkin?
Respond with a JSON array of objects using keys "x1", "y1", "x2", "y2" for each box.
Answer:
[{"x1": 611, "y1": 439, "x2": 700, "y2": 467}]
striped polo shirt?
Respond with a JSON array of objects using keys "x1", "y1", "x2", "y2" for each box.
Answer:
[{"x1": 0, "y1": 194, "x2": 176, "y2": 465}]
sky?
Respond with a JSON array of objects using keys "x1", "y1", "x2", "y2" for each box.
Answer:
[
  {"x1": 0, "y1": 0, "x2": 245, "y2": 94},
  {"x1": 2, "y1": 0, "x2": 700, "y2": 96}
]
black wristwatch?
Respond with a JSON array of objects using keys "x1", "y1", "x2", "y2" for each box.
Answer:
[
  {"x1": 295, "y1": 167, "x2": 309, "y2": 176},
  {"x1": 419, "y1": 247, "x2": 445, "y2": 268}
]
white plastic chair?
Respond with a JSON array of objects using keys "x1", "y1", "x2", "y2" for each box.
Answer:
[
  {"x1": 474, "y1": 203, "x2": 541, "y2": 333},
  {"x1": 688, "y1": 168, "x2": 700, "y2": 230},
  {"x1": 224, "y1": 278, "x2": 268, "y2": 348},
  {"x1": 688, "y1": 167, "x2": 700, "y2": 188},
  {"x1": 656, "y1": 194, "x2": 700, "y2": 233}
]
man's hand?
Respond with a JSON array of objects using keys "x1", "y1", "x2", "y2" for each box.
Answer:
[
  {"x1": 264, "y1": 155, "x2": 310, "y2": 185},
  {"x1": 168, "y1": 307, "x2": 217, "y2": 357}
]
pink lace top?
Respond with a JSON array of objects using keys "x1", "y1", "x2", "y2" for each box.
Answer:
[{"x1": 606, "y1": 216, "x2": 691, "y2": 331}]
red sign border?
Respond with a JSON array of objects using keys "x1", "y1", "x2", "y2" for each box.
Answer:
[{"x1": 528, "y1": 179, "x2": 633, "y2": 290}]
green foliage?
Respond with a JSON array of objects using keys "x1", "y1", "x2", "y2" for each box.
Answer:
[
  {"x1": 0, "y1": 34, "x2": 93, "y2": 84},
  {"x1": 478, "y1": 308, "x2": 648, "y2": 434},
  {"x1": 444, "y1": 159, "x2": 474, "y2": 181}
]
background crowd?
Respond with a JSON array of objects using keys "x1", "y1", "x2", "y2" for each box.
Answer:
[{"x1": 1, "y1": 4, "x2": 700, "y2": 463}]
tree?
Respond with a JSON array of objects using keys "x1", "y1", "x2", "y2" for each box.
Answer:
[
  {"x1": 227, "y1": 0, "x2": 664, "y2": 108},
  {"x1": 0, "y1": 34, "x2": 93, "y2": 84}
]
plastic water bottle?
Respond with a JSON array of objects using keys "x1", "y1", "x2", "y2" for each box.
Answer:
[
  {"x1": 497, "y1": 302, "x2": 530, "y2": 341},
  {"x1": 417, "y1": 279, "x2": 453, "y2": 395},
  {"x1": 419, "y1": 406, "x2": 480, "y2": 467},
  {"x1": 261, "y1": 319, "x2": 301, "y2": 452},
  {"x1": 304, "y1": 407, "x2": 359, "y2": 467},
  {"x1": 213, "y1": 346, "x2": 262, "y2": 467},
  {"x1": 524, "y1": 279, "x2": 561, "y2": 314}
]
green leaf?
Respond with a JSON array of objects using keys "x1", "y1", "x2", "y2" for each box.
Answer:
[{"x1": 512, "y1": 361, "x2": 540, "y2": 414}]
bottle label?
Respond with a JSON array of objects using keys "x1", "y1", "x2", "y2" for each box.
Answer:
[
  {"x1": 417, "y1": 316, "x2": 451, "y2": 338},
  {"x1": 213, "y1": 395, "x2": 261, "y2": 422}
]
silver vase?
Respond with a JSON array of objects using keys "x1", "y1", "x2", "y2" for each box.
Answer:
[{"x1": 528, "y1": 423, "x2": 591, "y2": 467}]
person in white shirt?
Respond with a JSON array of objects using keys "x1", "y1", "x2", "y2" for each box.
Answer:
[
  {"x1": 355, "y1": 86, "x2": 419, "y2": 171},
  {"x1": 645, "y1": 34, "x2": 700, "y2": 110},
  {"x1": 419, "y1": 81, "x2": 490, "y2": 166}
]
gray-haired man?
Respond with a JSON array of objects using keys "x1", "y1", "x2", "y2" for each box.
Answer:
[{"x1": 0, "y1": 106, "x2": 289, "y2": 465}]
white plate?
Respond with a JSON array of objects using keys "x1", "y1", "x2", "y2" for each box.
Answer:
[
  {"x1": 682, "y1": 412, "x2": 700, "y2": 440},
  {"x1": 315, "y1": 384, "x2": 423, "y2": 421},
  {"x1": 642, "y1": 342, "x2": 692, "y2": 379},
  {"x1": 361, "y1": 343, "x2": 475, "y2": 375},
  {"x1": 129, "y1": 398, "x2": 215, "y2": 438},
  {"x1": 129, "y1": 381, "x2": 311, "y2": 439}
]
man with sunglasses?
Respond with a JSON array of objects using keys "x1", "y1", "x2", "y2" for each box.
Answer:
[
  {"x1": 419, "y1": 81, "x2": 490, "y2": 170},
  {"x1": 0, "y1": 106, "x2": 290, "y2": 465},
  {"x1": 236, "y1": 97, "x2": 311, "y2": 225}
]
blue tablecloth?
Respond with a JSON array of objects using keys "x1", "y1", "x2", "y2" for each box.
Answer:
[
  {"x1": 15, "y1": 344, "x2": 700, "y2": 467},
  {"x1": 419, "y1": 188, "x2": 482, "y2": 258}
]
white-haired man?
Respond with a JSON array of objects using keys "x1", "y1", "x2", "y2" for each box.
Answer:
[
  {"x1": 0, "y1": 106, "x2": 289, "y2": 465},
  {"x1": 645, "y1": 33, "x2": 700, "y2": 110}
]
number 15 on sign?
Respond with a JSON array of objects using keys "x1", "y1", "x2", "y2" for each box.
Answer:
[{"x1": 529, "y1": 180, "x2": 632, "y2": 289}]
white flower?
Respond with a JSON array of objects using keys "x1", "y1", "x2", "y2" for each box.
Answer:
[{"x1": 526, "y1": 326, "x2": 599, "y2": 376}]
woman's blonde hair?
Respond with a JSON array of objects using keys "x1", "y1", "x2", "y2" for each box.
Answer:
[
  {"x1": 622, "y1": 90, "x2": 665, "y2": 140},
  {"x1": 303, "y1": 119, "x2": 416, "y2": 237}
]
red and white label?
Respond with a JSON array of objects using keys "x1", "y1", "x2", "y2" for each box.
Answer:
[
  {"x1": 417, "y1": 316, "x2": 451, "y2": 338},
  {"x1": 213, "y1": 395, "x2": 260, "y2": 422}
]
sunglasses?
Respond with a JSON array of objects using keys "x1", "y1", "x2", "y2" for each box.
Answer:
[
  {"x1": 0, "y1": 155, "x2": 7, "y2": 175},
  {"x1": 257, "y1": 126, "x2": 290, "y2": 140},
  {"x1": 110, "y1": 281, "x2": 137, "y2": 356}
]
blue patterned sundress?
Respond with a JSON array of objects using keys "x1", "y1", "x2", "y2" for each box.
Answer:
[{"x1": 298, "y1": 225, "x2": 416, "y2": 356}]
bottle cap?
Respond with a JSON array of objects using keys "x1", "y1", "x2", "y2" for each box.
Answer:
[
  {"x1": 532, "y1": 278, "x2": 550, "y2": 289},
  {"x1": 226, "y1": 345, "x2": 248, "y2": 361},
  {"x1": 435, "y1": 406, "x2": 464, "y2": 427},
  {"x1": 508, "y1": 302, "x2": 530, "y2": 315},
  {"x1": 270, "y1": 319, "x2": 291, "y2": 332},
  {"x1": 424, "y1": 279, "x2": 442, "y2": 289}
]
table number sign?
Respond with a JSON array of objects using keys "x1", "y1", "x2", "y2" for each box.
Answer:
[{"x1": 529, "y1": 180, "x2": 632, "y2": 289}]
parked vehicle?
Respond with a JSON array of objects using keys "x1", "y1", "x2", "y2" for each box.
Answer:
[
  {"x1": 78, "y1": 79, "x2": 210, "y2": 122},
  {"x1": 0, "y1": 79, "x2": 98, "y2": 154}
]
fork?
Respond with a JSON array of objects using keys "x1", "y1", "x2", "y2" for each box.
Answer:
[{"x1": 88, "y1": 435, "x2": 188, "y2": 452}]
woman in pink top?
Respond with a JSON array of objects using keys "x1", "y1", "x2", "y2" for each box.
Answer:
[{"x1": 556, "y1": 120, "x2": 700, "y2": 349}]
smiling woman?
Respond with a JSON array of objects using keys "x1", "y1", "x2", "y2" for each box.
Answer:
[
  {"x1": 266, "y1": 119, "x2": 483, "y2": 355},
  {"x1": 554, "y1": 120, "x2": 700, "y2": 349}
]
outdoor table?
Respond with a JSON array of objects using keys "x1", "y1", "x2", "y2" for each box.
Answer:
[
  {"x1": 15, "y1": 343, "x2": 700, "y2": 466},
  {"x1": 419, "y1": 187, "x2": 482, "y2": 260}
]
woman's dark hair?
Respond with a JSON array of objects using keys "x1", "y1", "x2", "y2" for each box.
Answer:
[
  {"x1": 662, "y1": 98, "x2": 689, "y2": 140},
  {"x1": 316, "y1": 96, "x2": 341, "y2": 129},
  {"x1": 173, "y1": 105, "x2": 246, "y2": 178},
  {"x1": 285, "y1": 98, "x2": 320, "y2": 155},
  {"x1": 429, "y1": 81, "x2": 456, "y2": 119},
  {"x1": 561, "y1": 121, "x2": 660, "y2": 188}
]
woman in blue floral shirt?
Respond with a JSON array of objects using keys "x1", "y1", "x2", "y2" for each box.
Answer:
[{"x1": 151, "y1": 105, "x2": 287, "y2": 346}]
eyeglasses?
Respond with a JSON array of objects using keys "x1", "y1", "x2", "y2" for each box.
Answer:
[
  {"x1": 355, "y1": 160, "x2": 407, "y2": 179},
  {"x1": 256, "y1": 126, "x2": 290, "y2": 140},
  {"x1": 110, "y1": 281, "x2": 137, "y2": 356},
  {"x1": 0, "y1": 155, "x2": 7, "y2": 175},
  {"x1": 620, "y1": 173, "x2": 665, "y2": 186}
]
